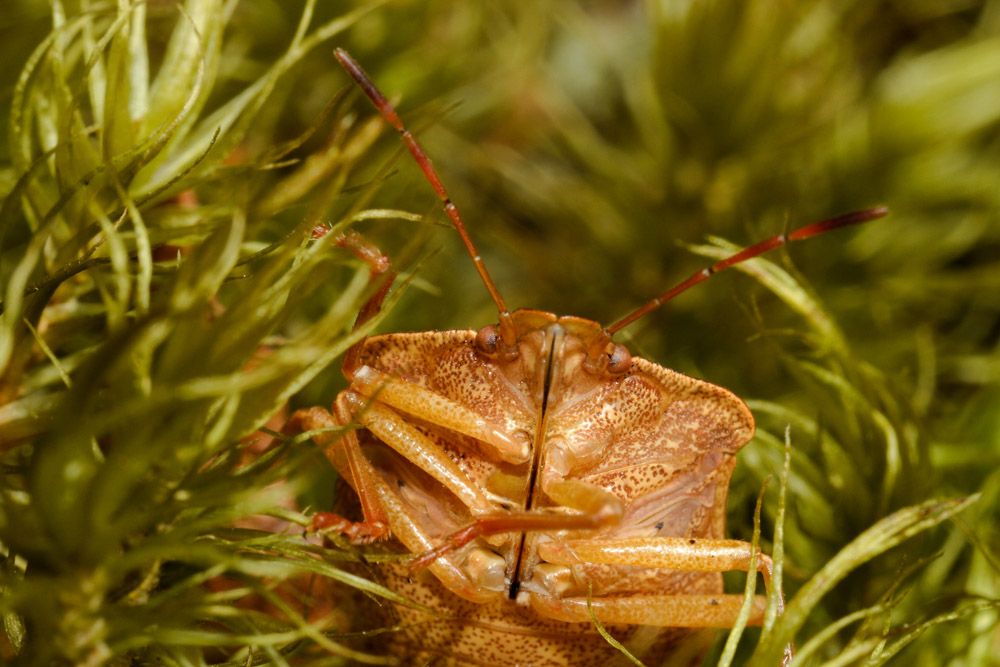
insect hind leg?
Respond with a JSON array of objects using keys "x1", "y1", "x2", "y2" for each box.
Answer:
[{"x1": 532, "y1": 535, "x2": 794, "y2": 665}]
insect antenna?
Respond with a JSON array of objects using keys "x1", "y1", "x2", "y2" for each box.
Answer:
[
  {"x1": 334, "y1": 49, "x2": 517, "y2": 347},
  {"x1": 605, "y1": 206, "x2": 889, "y2": 336}
]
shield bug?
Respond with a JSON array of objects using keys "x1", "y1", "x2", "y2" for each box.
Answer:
[{"x1": 288, "y1": 48, "x2": 887, "y2": 666}]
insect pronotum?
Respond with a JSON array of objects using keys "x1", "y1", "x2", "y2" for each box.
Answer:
[{"x1": 287, "y1": 48, "x2": 888, "y2": 666}]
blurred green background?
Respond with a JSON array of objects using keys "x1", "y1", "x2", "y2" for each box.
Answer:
[{"x1": 1, "y1": 0, "x2": 998, "y2": 665}]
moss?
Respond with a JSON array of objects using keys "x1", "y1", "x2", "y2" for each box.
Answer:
[{"x1": 2, "y1": 1, "x2": 998, "y2": 665}]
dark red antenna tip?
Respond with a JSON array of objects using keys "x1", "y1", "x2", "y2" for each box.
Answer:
[
  {"x1": 605, "y1": 206, "x2": 889, "y2": 335},
  {"x1": 334, "y1": 49, "x2": 517, "y2": 347}
]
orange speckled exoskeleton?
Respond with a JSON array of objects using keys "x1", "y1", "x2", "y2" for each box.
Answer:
[{"x1": 287, "y1": 48, "x2": 887, "y2": 666}]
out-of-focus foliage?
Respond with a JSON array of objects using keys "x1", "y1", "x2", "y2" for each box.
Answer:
[
  {"x1": 1, "y1": 0, "x2": 997, "y2": 666},
  {"x1": 0, "y1": 1, "x2": 429, "y2": 665}
]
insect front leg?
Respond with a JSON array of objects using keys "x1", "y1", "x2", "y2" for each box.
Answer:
[
  {"x1": 285, "y1": 232, "x2": 400, "y2": 542},
  {"x1": 288, "y1": 392, "x2": 512, "y2": 601},
  {"x1": 284, "y1": 402, "x2": 390, "y2": 543},
  {"x1": 331, "y1": 385, "x2": 535, "y2": 600},
  {"x1": 315, "y1": 229, "x2": 396, "y2": 378},
  {"x1": 348, "y1": 366, "x2": 532, "y2": 463},
  {"x1": 335, "y1": 390, "x2": 498, "y2": 517}
]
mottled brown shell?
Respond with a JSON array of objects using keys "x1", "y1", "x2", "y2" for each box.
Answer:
[{"x1": 342, "y1": 309, "x2": 754, "y2": 665}]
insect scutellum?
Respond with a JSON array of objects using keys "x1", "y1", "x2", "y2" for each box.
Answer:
[{"x1": 334, "y1": 48, "x2": 888, "y2": 374}]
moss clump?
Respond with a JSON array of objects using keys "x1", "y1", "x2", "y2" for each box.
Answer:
[{"x1": 2, "y1": 1, "x2": 998, "y2": 665}]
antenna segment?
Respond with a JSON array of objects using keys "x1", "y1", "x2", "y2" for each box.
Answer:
[
  {"x1": 605, "y1": 207, "x2": 889, "y2": 335},
  {"x1": 335, "y1": 49, "x2": 517, "y2": 346}
]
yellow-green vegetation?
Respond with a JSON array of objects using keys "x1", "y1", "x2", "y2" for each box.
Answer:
[{"x1": 1, "y1": 1, "x2": 998, "y2": 666}]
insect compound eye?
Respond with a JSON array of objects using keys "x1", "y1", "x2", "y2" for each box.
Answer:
[
  {"x1": 606, "y1": 344, "x2": 632, "y2": 375},
  {"x1": 475, "y1": 324, "x2": 500, "y2": 355}
]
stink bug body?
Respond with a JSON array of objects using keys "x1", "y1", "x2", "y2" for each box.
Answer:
[{"x1": 287, "y1": 49, "x2": 887, "y2": 666}]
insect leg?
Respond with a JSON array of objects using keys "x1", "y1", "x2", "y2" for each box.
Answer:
[
  {"x1": 408, "y1": 478, "x2": 624, "y2": 573},
  {"x1": 285, "y1": 400, "x2": 390, "y2": 543},
  {"x1": 538, "y1": 536, "x2": 778, "y2": 607},
  {"x1": 534, "y1": 535, "x2": 794, "y2": 664},
  {"x1": 291, "y1": 396, "x2": 510, "y2": 602},
  {"x1": 338, "y1": 390, "x2": 496, "y2": 516},
  {"x1": 531, "y1": 592, "x2": 792, "y2": 666},
  {"x1": 529, "y1": 592, "x2": 766, "y2": 627},
  {"x1": 323, "y1": 231, "x2": 397, "y2": 378},
  {"x1": 350, "y1": 366, "x2": 531, "y2": 463}
]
